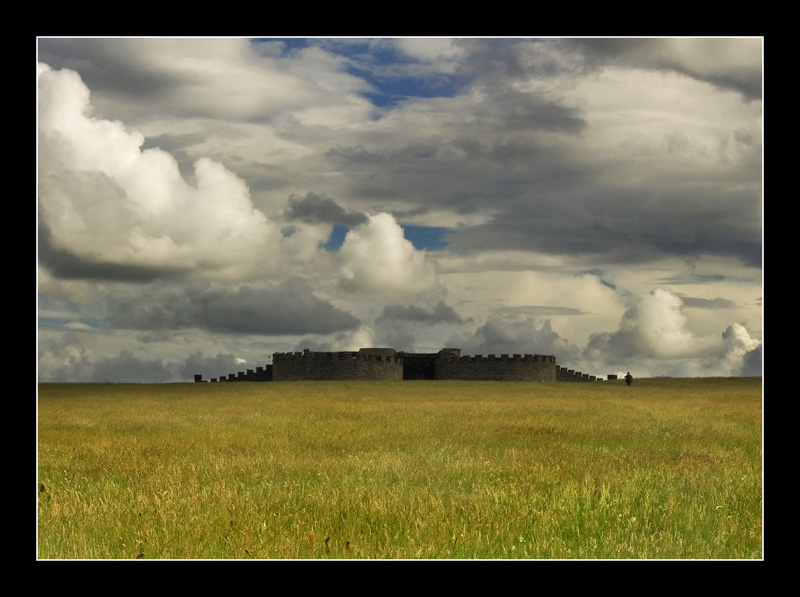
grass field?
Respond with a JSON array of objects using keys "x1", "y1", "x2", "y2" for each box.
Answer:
[{"x1": 37, "y1": 378, "x2": 762, "y2": 559}]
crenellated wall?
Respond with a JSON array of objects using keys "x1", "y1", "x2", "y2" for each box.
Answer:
[
  {"x1": 557, "y1": 367, "x2": 597, "y2": 382},
  {"x1": 201, "y1": 364, "x2": 273, "y2": 382},
  {"x1": 194, "y1": 347, "x2": 598, "y2": 383},
  {"x1": 435, "y1": 353, "x2": 557, "y2": 382},
  {"x1": 272, "y1": 348, "x2": 403, "y2": 381}
]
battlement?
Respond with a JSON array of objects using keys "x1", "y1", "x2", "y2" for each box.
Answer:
[
  {"x1": 196, "y1": 364, "x2": 273, "y2": 383},
  {"x1": 194, "y1": 347, "x2": 596, "y2": 383},
  {"x1": 273, "y1": 349, "x2": 402, "y2": 364},
  {"x1": 435, "y1": 353, "x2": 557, "y2": 381},
  {"x1": 438, "y1": 353, "x2": 556, "y2": 363},
  {"x1": 272, "y1": 348, "x2": 403, "y2": 381},
  {"x1": 557, "y1": 366, "x2": 597, "y2": 382}
]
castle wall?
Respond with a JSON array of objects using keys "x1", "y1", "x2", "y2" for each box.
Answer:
[
  {"x1": 435, "y1": 354, "x2": 557, "y2": 382},
  {"x1": 557, "y1": 366, "x2": 597, "y2": 382},
  {"x1": 197, "y1": 364, "x2": 272, "y2": 383},
  {"x1": 272, "y1": 349, "x2": 403, "y2": 381},
  {"x1": 194, "y1": 347, "x2": 598, "y2": 383}
]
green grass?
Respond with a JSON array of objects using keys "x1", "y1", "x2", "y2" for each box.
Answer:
[{"x1": 37, "y1": 378, "x2": 762, "y2": 559}]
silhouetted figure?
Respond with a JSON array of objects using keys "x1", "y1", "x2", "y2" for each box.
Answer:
[{"x1": 624, "y1": 372, "x2": 633, "y2": 386}]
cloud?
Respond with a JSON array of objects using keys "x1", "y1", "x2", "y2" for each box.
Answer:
[
  {"x1": 395, "y1": 38, "x2": 469, "y2": 66},
  {"x1": 564, "y1": 38, "x2": 763, "y2": 101},
  {"x1": 584, "y1": 289, "x2": 761, "y2": 376},
  {"x1": 681, "y1": 296, "x2": 738, "y2": 309},
  {"x1": 338, "y1": 212, "x2": 437, "y2": 294},
  {"x1": 447, "y1": 315, "x2": 581, "y2": 362},
  {"x1": 333, "y1": 326, "x2": 376, "y2": 352},
  {"x1": 372, "y1": 300, "x2": 467, "y2": 352},
  {"x1": 720, "y1": 323, "x2": 762, "y2": 376},
  {"x1": 283, "y1": 192, "x2": 368, "y2": 227},
  {"x1": 38, "y1": 63, "x2": 281, "y2": 281},
  {"x1": 586, "y1": 289, "x2": 720, "y2": 359},
  {"x1": 110, "y1": 278, "x2": 360, "y2": 335},
  {"x1": 37, "y1": 39, "x2": 762, "y2": 383},
  {"x1": 495, "y1": 305, "x2": 583, "y2": 317},
  {"x1": 38, "y1": 333, "x2": 175, "y2": 383},
  {"x1": 89, "y1": 350, "x2": 175, "y2": 383},
  {"x1": 738, "y1": 342, "x2": 763, "y2": 377},
  {"x1": 38, "y1": 38, "x2": 376, "y2": 124},
  {"x1": 180, "y1": 351, "x2": 253, "y2": 381},
  {"x1": 471, "y1": 84, "x2": 586, "y2": 134},
  {"x1": 376, "y1": 300, "x2": 466, "y2": 324},
  {"x1": 293, "y1": 325, "x2": 376, "y2": 353}
]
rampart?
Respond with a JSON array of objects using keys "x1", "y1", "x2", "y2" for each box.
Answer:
[
  {"x1": 272, "y1": 348, "x2": 403, "y2": 381},
  {"x1": 194, "y1": 346, "x2": 598, "y2": 383},
  {"x1": 435, "y1": 354, "x2": 557, "y2": 382}
]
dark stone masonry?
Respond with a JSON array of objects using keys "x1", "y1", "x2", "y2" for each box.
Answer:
[{"x1": 195, "y1": 347, "x2": 600, "y2": 383}]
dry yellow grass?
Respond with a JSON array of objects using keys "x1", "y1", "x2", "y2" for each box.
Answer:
[{"x1": 37, "y1": 378, "x2": 762, "y2": 559}]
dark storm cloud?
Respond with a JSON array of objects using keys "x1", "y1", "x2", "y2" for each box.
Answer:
[
  {"x1": 110, "y1": 278, "x2": 360, "y2": 335},
  {"x1": 448, "y1": 216, "x2": 762, "y2": 267},
  {"x1": 327, "y1": 136, "x2": 588, "y2": 215},
  {"x1": 283, "y1": 192, "x2": 368, "y2": 227},
  {"x1": 563, "y1": 38, "x2": 763, "y2": 101},
  {"x1": 652, "y1": 236, "x2": 763, "y2": 270},
  {"x1": 39, "y1": 222, "x2": 190, "y2": 282},
  {"x1": 443, "y1": 207, "x2": 639, "y2": 262},
  {"x1": 740, "y1": 344, "x2": 762, "y2": 376},
  {"x1": 37, "y1": 38, "x2": 180, "y2": 108},
  {"x1": 453, "y1": 38, "x2": 562, "y2": 81},
  {"x1": 472, "y1": 85, "x2": 586, "y2": 133},
  {"x1": 445, "y1": 180, "x2": 762, "y2": 267},
  {"x1": 376, "y1": 300, "x2": 466, "y2": 325}
]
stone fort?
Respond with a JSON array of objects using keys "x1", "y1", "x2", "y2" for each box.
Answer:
[{"x1": 194, "y1": 347, "x2": 599, "y2": 383}]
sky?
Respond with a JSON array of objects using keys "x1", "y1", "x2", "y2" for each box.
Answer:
[{"x1": 37, "y1": 37, "x2": 763, "y2": 382}]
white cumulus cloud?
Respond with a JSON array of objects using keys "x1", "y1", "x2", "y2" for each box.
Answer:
[
  {"x1": 620, "y1": 288, "x2": 721, "y2": 359},
  {"x1": 338, "y1": 212, "x2": 437, "y2": 294},
  {"x1": 38, "y1": 63, "x2": 281, "y2": 280},
  {"x1": 584, "y1": 288, "x2": 761, "y2": 377}
]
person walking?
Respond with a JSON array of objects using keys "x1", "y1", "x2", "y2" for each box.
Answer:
[{"x1": 624, "y1": 372, "x2": 633, "y2": 386}]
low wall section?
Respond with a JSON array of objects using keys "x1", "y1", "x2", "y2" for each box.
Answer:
[
  {"x1": 557, "y1": 367, "x2": 597, "y2": 382},
  {"x1": 195, "y1": 365, "x2": 273, "y2": 383}
]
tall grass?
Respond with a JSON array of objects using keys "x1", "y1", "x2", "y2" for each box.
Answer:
[{"x1": 37, "y1": 378, "x2": 762, "y2": 559}]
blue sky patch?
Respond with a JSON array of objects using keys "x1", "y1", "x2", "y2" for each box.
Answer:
[
  {"x1": 402, "y1": 225, "x2": 449, "y2": 251},
  {"x1": 256, "y1": 38, "x2": 471, "y2": 108},
  {"x1": 324, "y1": 223, "x2": 349, "y2": 251},
  {"x1": 323, "y1": 223, "x2": 449, "y2": 251}
]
